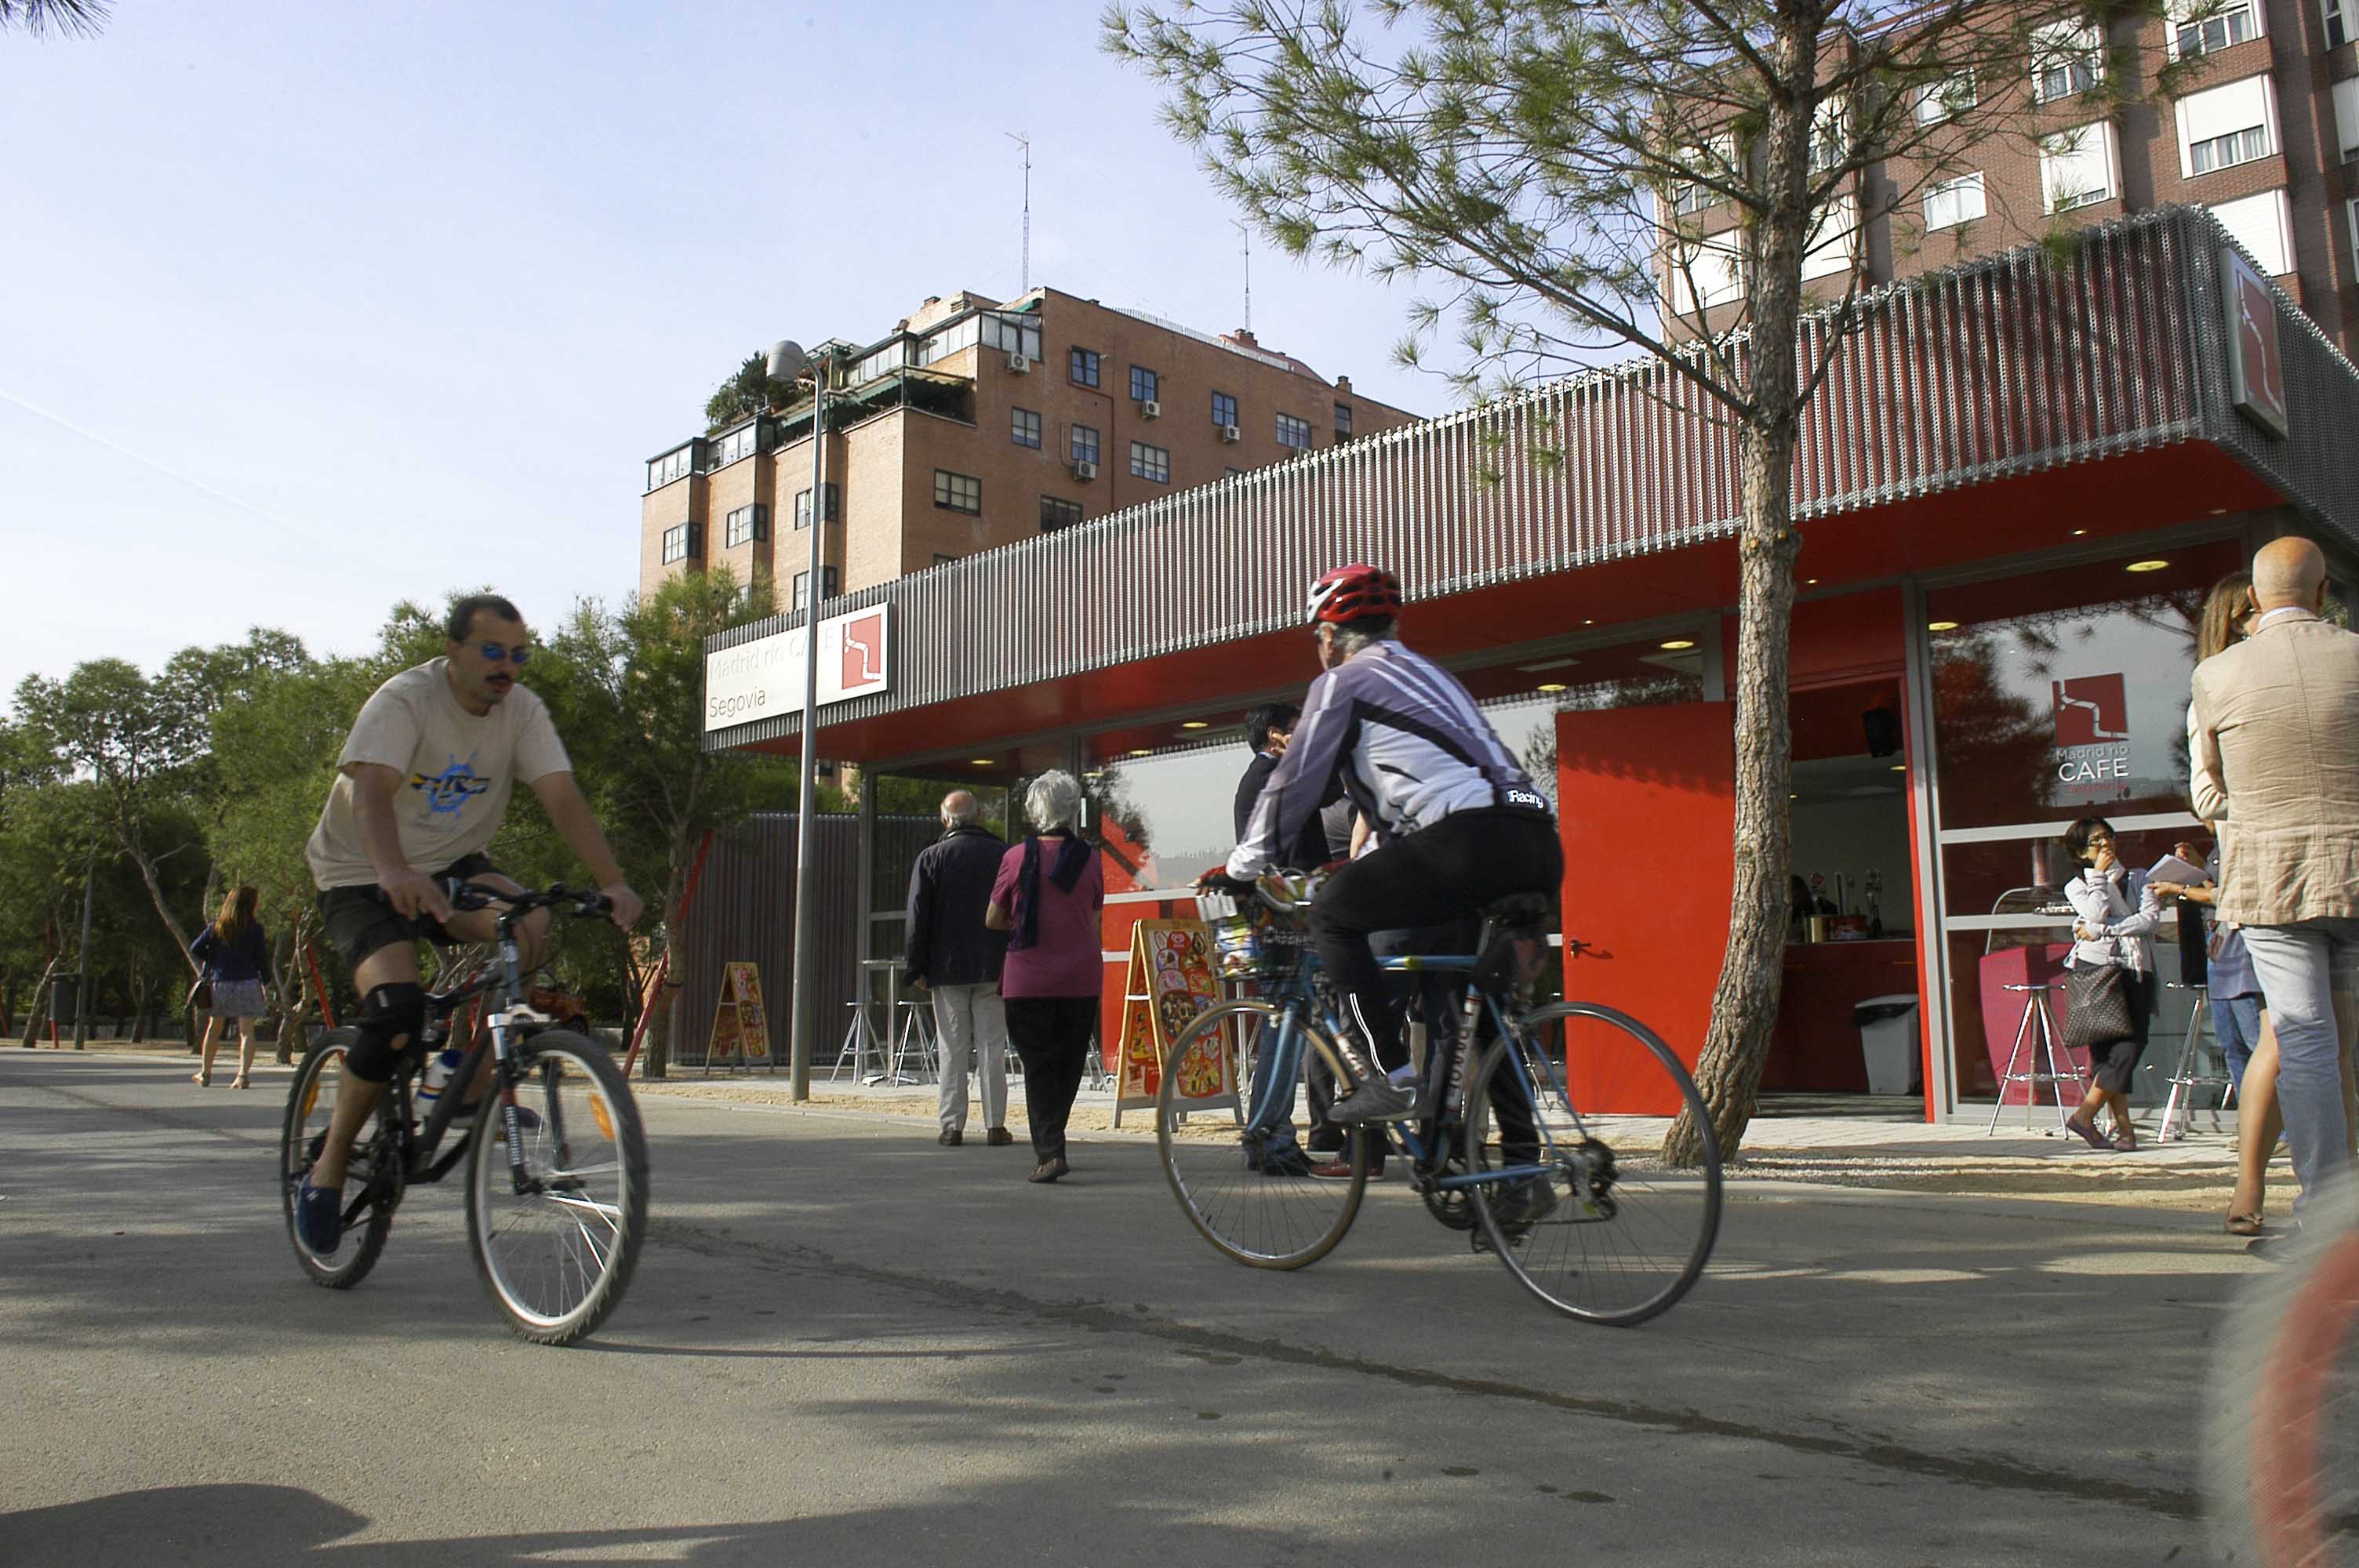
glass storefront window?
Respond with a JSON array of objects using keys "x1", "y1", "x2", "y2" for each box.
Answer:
[{"x1": 1085, "y1": 744, "x2": 1246, "y2": 895}]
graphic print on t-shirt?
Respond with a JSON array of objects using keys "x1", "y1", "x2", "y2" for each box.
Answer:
[{"x1": 411, "y1": 753, "x2": 492, "y2": 818}]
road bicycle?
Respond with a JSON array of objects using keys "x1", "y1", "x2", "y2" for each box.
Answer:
[
  {"x1": 279, "y1": 881, "x2": 650, "y2": 1345},
  {"x1": 1158, "y1": 873, "x2": 1721, "y2": 1327},
  {"x1": 2206, "y1": 1178, "x2": 2359, "y2": 1564}
]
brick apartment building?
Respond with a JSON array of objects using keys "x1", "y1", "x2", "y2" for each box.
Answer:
[
  {"x1": 638, "y1": 286, "x2": 1419, "y2": 602},
  {"x1": 1662, "y1": 0, "x2": 2359, "y2": 349}
]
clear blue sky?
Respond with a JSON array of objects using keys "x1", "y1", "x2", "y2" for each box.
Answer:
[{"x1": 0, "y1": 1, "x2": 1434, "y2": 696}]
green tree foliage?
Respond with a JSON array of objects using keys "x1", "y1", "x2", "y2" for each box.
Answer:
[
  {"x1": 704, "y1": 352, "x2": 804, "y2": 434},
  {"x1": 1107, "y1": 0, "x2": 2202, "y2": 1162}
]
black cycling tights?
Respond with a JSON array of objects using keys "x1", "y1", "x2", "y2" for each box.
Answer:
[{"x1": 1307, "y1": 808, "x2": 1565, "y2": 1072}]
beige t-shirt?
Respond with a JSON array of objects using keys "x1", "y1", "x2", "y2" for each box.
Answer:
[{"x1": 304, "y1": 659, "x2": 572, "y2": 891}]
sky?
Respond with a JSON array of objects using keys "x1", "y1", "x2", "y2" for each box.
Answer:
[{"x1": 0, "y1": 1, "x2": 1439, "y2": 697}]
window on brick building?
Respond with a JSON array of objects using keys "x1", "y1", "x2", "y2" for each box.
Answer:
[
  {"x1": 1799, "y1": 196, "x2": 1858, "y2": 280},
  {"x1": 1334, "y1": 402, "x2": 1354, "y2": 438},
  {"x1": 1664, "y1": 232, "x2": 1744, "y2": 313},
  {"x1": 1040, "y1": 495, "x2": 1085, "y2": 532},
  {"x1": 1913, "y1": 71, "x2": 1977, "y2": 125},
  {"x1": 791, "y1": 567, "x2": 840, "y2": 612},
  {"x1": 1275, "y1": 412, "x2": 1312, "y2": 449},
  {"x1": 2176, "y1": 74, "x2": 2275, "y2": 178},
  {"x1": 2328, "y1": 0, "x2": 2350, "y2": 48},
  {"x1": 2030, "y1": 19, "x2": 2104, "y2": 104},
  {"x1": 1922, "y1": 172, "x2": 1987, "y2": 231},
  {"x1": 2041, "y1": 124, "x2": 2117, "y2": 213},
  {"x1": 1129, "y1": 441, "x2": 1170, "y2": 483},
  {"x1": 1130, "y1": 365, "x2": 1160, "y2": 403},
  {"x1": 2167, "y1": 0, "x2": 2260, "y2": 59},
  {"x1": 660, "y1": 521, "x2": 700, "y2": 564},
  {"x1": 1012, "y1": 406, "x2": 1042, "y2": 448},
  {"x1": 1807, "y1": 96, "x2": 1848, "y2": 174},
  {"x1": 794, "y1": 484, "x2": 839, "y2": 528},
  {"x1": 724, "y1": 504, "x2": 769, "y2": 548},
  {"x1": 2336, "y1": 77, "x2": 2359, "y2": 162},
  {"x1": 1211, "y1": 390, "x2": 1238, "y2": 429},
  {"x1": 1070, "y1": 424, "x2": 1100, "y2": 466},
  {"x1": 646, "y1": 445, "x2": 696, "y2": 492},
  {"x1": 933, "y1": 470, "x2": 982, "y2": 514},
  {"x1": 1069, "y1": 347, "x2": 1100, "y2": 387},
  {"x1": 2208, "y1": 188, "x2": 2294, "y2": 276},
  {"x1": 1668, "y1": 134, "x2": 1736, "y2": 216}
]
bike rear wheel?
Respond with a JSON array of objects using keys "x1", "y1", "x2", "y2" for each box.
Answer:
[
  {"x1": 1157, "y1": 1000, "x2": 1366, "y2": 1269},
  {"x1": 280, "y1": 1029, "x2": 398, "y2": 1289},
  {"x1": 1465, "y1": 1003, "x2": 1721, "y2": 1326},
  {"x1": 464, "y1": 1030, "x2": 649, "y2": 1345},
  {"x1": 2206, "y1": 1181, "x2": 2359, "y2": 1566}
]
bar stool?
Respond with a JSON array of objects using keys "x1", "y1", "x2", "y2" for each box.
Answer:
[
  {"x1": 1986, "y1": 981, "x2": 2085, "y2": 1136},
  {"x1": 2154, "y1": 982, "x2": 2234, "y2": 1142},
  {"x1": 831, "y1": 1000, "x2": 887, "y2": 1083},
  {"x1": 889, "y1": 1000, "x2": 938, "y2": 1084}
]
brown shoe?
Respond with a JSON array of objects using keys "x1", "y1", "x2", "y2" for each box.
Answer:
[
  {"x1": 1028, "y1": 1156, "x2": 1068, "y2": 1184},
  {"x1": 938, "y1": 1129, "x2": 962, "y2": 1147},
  {"x1": 985, "y1": 1127, "x2": 1014, "y2": 1146}
]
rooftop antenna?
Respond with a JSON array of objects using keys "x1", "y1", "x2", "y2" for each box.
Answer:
[
  {"x1": 1234, "y1": 219, "x2": 1252, "y2": 335},
  {"x1": 1007, "y1": 131, "x2": 1031, "y2": 292}
]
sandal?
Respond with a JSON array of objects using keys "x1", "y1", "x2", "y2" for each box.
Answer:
[
  {"x1": 2110, "y1": 1131, "x2": 2140, "y2": 1152},
  {"x1": 2225, "y1": 1211, "x2": 2265, "y2": 1237},
  {"x1": 230, "y1": 1076, "x2": 250, "y2": 1091},
  {"x1": 191, "y1": 1070, "x2": 210, "y2": 1088}
]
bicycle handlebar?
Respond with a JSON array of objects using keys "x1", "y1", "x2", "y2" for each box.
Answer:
[{"x1": 444, "y1": 880, "x2": 615, "y2": 921}]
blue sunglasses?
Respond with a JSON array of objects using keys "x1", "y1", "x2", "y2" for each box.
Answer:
[{"x1": 474, "y1": 641, "x2": 533, "y2": 666}]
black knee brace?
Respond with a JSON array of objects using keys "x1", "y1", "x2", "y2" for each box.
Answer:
[{"x1": 344, "y1": 982, "x2": 426, "y2": 1083}]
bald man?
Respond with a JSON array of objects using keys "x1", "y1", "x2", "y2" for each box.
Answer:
[
  {"x1": 2191, "y1": 536, "x2": 2359, "y2": 1215},
  {"x1": 904, "y1": 789, "x2": 1014, "y2": 1146}
]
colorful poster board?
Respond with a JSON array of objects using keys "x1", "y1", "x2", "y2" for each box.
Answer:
[
  {"x1": 1111, "y1": 919, "x2": 1238, "y2": 1126},
  {"x1": 705, "y1": 961, "x2": 772, "y2": 1074}
]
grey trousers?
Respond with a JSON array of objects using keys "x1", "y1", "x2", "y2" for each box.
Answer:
[
  {"x1": 2239, "y1": 917, "x2": 2359, "y2": 1213},
  {"x1": 929, "y1": 982, "x2": 1009, "y2": 1134}
]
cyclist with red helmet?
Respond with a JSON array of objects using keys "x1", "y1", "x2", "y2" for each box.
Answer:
[{"x1": 1206, "y1": 564, "x2": 1564, "y2": 1122}]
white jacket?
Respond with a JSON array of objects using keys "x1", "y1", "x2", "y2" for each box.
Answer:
[{"x1": 2063, "y1": 865, "x2": 2161, "y2": 975}]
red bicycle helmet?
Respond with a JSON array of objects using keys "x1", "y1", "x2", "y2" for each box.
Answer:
[{"x1": 1306, "y1": 564, "x2": 1403, "y2": 626}]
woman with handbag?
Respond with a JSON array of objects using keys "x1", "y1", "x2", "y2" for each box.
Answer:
[
  {"x1": 983, "y1": 771, "x2": 1105, "y2": 1185},
  {"x1": 189, "y1": 884, "x2": 272, "y2": 1090},
  {"x1": 2059, "y1": 818, "x2": 2162, "y2": 1151}
]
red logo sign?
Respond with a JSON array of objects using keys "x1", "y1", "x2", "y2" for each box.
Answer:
[
  {"x1": 839, "y1": 611, "x2": 887, "y2": 693},
  {"x1": 2052, "y1": 674, "x2": 2128, "y2": 748},
  {"x1": 2223, "y1": 245, "x2": 2288, "y2": 438}
]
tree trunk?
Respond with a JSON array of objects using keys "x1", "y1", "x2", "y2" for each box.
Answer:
[
  {"x1": 1663, "y1": 16, "x2": 1816, "y2": 1169},
  {"x1": 107, "y1": 813, "x2": 201, "y2": 978},
  {"x1": 644, "y1": 862, "x2": 689, "y2": 1079},
  {"x1": 0, "y1": 964, "x2": 12, "y2": 1036},
  {"x1": 21, "y1": 955, "x2": 59, "y2": 1047}
]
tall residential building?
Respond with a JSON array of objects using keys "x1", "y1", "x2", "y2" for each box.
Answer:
[
  {"x1": 638, "y1": 285, "x2": 1419, "y2": 602},
  {"x1": 1660, "y1": 0, "x2": 2359, "y2": 350}
]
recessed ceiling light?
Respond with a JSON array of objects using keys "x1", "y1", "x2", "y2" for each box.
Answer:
[
  {"x1": 1890, "y1": 764, "x2": 1906, "y2": 772},
  {"x1": 970, "y1": 758, "x2": 994, "y2": 766},
  {"x1": 1129, "y1": 748, "x2": 1151, "y2": 757},
  {"x1": 1582, "y1": 619, "x2": 1594, "y2": 626},
  {"x1": 1927, "y1": 619, "x2": 1960, "y2": 631},
  {"x1": 2210, "y1": 507, "x2": 2228, "y2": 516},
  {"x1": 1518, "y1": 656, "x2": 1579, "y2": 672},
  {"x1": 1180, "y1": 720, "x2": 1209, "y2": 730},
  {"x1": 1805, "y1": 577, "x2": 1820, "y2": 586},
  {"x1": 1659, "y1": 639, "x2": 1697, "y2": 651},
  {"x1": 2070, "y1": 528, "x2": 2088, "y2": 536},
  {"x1": 1536, "y1": 682, "x2": 1568, "y2": 693},
  {"x1": 2126, "y1": 559, "x2": 2170, "y2": 573}
]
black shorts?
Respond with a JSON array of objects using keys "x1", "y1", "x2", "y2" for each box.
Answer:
[{"x1": 317, "y1": 852, "x2": 501, "y2": 971}]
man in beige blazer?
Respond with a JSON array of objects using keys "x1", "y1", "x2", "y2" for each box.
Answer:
[{"x1": 2190, "y1": 536, "x2": 2359, "y2": 1212}]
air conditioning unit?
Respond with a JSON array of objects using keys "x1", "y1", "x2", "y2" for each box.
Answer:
[
  {"x1": 1007, "y1": 352, "x2": 1031, "y2": 374},
  {"x1": 1074, "y1": 459, "x2": 1099, "y2": 481},
  {"x1": 1220, "y1": 424, "x2": 1241, "y2": 443},
  {"x1": 1140, "y1": 399, "x2": 1161, "y2": 419}
]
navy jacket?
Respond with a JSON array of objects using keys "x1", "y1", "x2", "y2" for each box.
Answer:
[
  {"x1": 191, "y1": 921, "x2": 271, "y2": 984},
  {"x1": 904, "y1": 826, "x2": 1011, "y2": 987}
]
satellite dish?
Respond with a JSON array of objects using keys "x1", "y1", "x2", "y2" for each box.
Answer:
[{"x1": 765, "y1": 339, "x2": 809, "y2": 381}]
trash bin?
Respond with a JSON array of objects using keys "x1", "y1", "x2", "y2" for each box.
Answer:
[
  {"x1": 1855, "y1": 993, "x2": 1921, "y2": 1096},
  {"x1": 49, "y1": 975, "x2": 83, "y2": 1025}
]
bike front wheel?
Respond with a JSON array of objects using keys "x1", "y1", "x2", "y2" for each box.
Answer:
[
  {"x1": 280, "y1": 1029, "x2": 398, "y2": 1289},
  {"x1": 1157, "y1": 1000, "x2": 1367, "y2": 1269},
  {"x1": 464, "y1": 1030, "x2": 649, "y2": 1345},
  {"x1": 2206, "y1": 1180, "x2": 2359, "y2": 1566},
  {"x1": 1465, "y1": 1003, "x2": 1721, "y2": 1326}
]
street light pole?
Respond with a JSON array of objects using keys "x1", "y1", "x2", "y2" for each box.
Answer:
[{"x1": 769, "y1": 339, "x2": 830, "y2": 1102}]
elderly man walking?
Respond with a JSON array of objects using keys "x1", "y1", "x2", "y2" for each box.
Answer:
[
  {"x1": 2191, "y1": 535, "x2": 2359, "y2": 1214},
  {"x1": 906, "y1": 791, "x2": 1014, "y2": 1148}
]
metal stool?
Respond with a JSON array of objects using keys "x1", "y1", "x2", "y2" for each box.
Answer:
[
  {"x1": 1986, "y1": 981, "x2": 2085, "y2": 1136},
  {"x1": 889, "y1": 1000, "x2": 938, "y2": 1084},
  {"x1": 831, "y1": 1000, "x2": 888, "y2": 1083},
  {"x1": 2155, "y1": 982, "x2": 2234, "y2": 1142}
]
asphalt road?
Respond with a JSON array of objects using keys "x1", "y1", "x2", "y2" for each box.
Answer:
[{"x1": 1, "y1": 1051, "x2": 2253, "y2": 1566}]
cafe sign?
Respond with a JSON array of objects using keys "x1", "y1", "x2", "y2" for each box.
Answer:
[
  {"x1": 2051, "y1": 672, "x2": 2130, "y2": 804},
  {"x1": 2222, "y1": 245, "x2": 2289, "y2": 439},
  {"x1": 703, "y1": 604, "x2": 892, "y2": 732}
]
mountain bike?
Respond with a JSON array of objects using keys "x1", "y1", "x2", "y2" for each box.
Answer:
[
  {"x1": 2206, "y1": 1178, "x2": 2359, "y2": 1564},
  {"x1": 278, "y1": 881, "x2": 649, "y2": 1345},
  {"x1": 1158, "y1": 874, "x2": 1721, "y2": 1327}
]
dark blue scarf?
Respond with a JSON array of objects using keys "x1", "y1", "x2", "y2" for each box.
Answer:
[{"x1": 1009, "y1": 834, "x2": 1089, "y2": 952}]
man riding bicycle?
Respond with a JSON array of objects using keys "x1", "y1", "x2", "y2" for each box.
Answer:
[
  {"x1": 294, "y1": 593, "x2": 643, "y2": 1256},
  {"x1": 1203, "y1": 564, "x2": 1564, "y2": 1123}
]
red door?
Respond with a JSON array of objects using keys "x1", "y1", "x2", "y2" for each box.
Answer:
[{"x1": 1554, "y1": 702, "x2": 1735, "y2": 1113}]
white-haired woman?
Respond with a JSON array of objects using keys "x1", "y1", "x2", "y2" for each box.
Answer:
[{"x1": 985, "y1": 770, "x2": 1104, "y2": 1183}]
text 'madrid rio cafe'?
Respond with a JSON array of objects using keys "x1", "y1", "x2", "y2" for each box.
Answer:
[{"x1": 696, "y1": 208, "x2": 2359, "y2": 1124}]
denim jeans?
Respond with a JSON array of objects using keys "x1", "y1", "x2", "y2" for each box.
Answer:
[
  {"x1": 2237, "y1": 918, "x2": 2359, "y2": 1212},
  {"x1": 2212, "y1": 991, "x2": 2265, "y2": 1091}
]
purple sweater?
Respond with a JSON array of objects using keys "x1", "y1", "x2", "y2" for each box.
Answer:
[{"x1": 990, "y1": 838, "x2": 1105, "y2": 999}]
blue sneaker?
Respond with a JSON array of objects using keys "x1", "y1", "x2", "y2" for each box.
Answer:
[{"x1": 294, "y1": 1179, "x2": 343, "y2": 1256}]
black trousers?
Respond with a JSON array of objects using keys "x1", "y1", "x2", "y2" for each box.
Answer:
[{"x1": 1005, "y1": 996, "x2": 1097, "y2": 1163}]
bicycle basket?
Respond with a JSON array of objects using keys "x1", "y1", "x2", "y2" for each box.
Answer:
[{"x1": 1195, "y1": 891, "x2": 1309, "y2": 980}]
